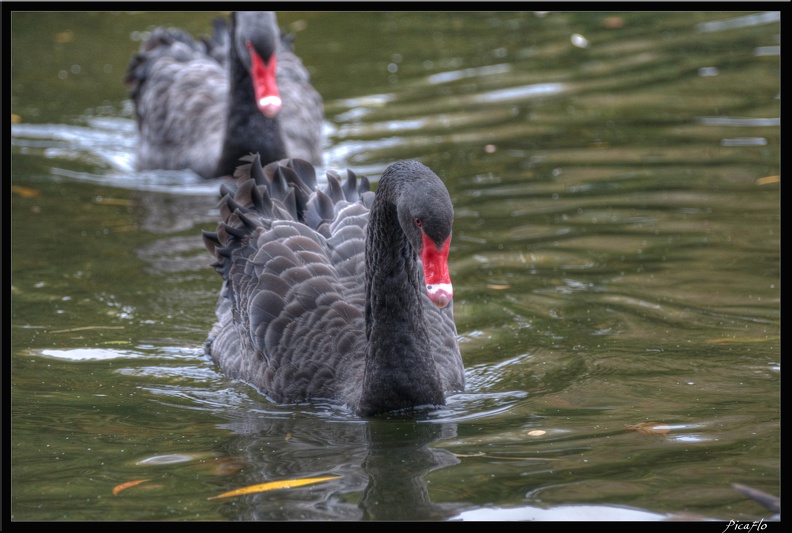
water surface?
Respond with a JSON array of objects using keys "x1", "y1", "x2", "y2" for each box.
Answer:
[{"x1": 10, "y1": 10, "x2": 780, "y2": 521}]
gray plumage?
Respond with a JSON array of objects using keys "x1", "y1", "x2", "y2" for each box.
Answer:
[
  {"x1": 125, "y1": 12, "x2": 323, "y2": 179},
  {"x1": 203, "y1": 157, "x2": 464, "y2": 416}
]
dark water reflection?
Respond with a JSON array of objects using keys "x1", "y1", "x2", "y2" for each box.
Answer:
[
  {"x1": 209, "y1": 417, "x2": 465, "y2": 521},
  {"x1": 10, "y1": 10, "x2": 779, "y2": 521}
]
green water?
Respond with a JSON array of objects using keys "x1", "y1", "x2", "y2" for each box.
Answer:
[{"x1": 10, "y1": 10, "x2": 779, "y2": 521}]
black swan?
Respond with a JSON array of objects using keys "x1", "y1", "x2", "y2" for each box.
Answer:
[
  {"x1": 125, "y1": 11, "x2": 323, "y2": 179},
  {"x1": 202, "y1": 157, "x2": 465, "y2": 416}
]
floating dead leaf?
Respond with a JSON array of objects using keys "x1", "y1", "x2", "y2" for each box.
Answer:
[
  {"x1": 453, "y1": 451, "x2": 557, "y2": 461},
  {"x1": 285, "y1": 432, "x2": 292, "y2": 441},
  {"x1": 624, "y1": 422, "x2": 670, "y2": 436},
  {"x1": 588, "y1": 140, "x2": 610, "y2": 149},
  {"x1": 604, "y1": 17, "x2": 624, "y2": 29},
  {"x1": 11, "y1": 185, "x2": 41, "y2": 199},
  {"x1": 113, "y1": 478, "x2": 151, "y2": 496},
  {"x1": 207, "y1": 456, "x2": 246, "y2": 477},
  {"x1": 289, "y1": 19, "x2": 308, "y2": 32},
  {"x1": 54, "y1": 30, "x2": 74, "y2": 43},
  {"x1": 11, "y1": 113, "x2": 22, "y2": 123},
  {"x1": 208, "y1": 475, "x2": 340, "y2": 500},
  {"x1": 453, "y1": 452, "x2": 486, "y2": 458},
  {"x1": 705, "y1": 335, "x2": 779, "y2": 344},
  {"x1": 95, "y1": 197, "x2": 134, "y2": 206},
  {"x1": 50, "y1": 325, "x2": 125, "y2": 334},
  {"x1": 756, "y1": 175, "x2": 779, "y2": 185},
  {"x1": 487, "y1": 284, "x2": 511, "y2": 290},
  {"x1": 527, "y1": 430, "x2": 546, "y2": 436}
]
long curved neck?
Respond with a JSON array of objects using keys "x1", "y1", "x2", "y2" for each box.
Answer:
[
  {"x1": 215, "y1": 29, "x2": 288, "y2": 177},
  {"x1": 358, "y1": 196, "x2": 444, "y2": 416}
]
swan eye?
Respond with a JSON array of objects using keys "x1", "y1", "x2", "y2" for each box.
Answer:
[{"x1": 414, "y1": 218, "x2": 422, "y2": 227}]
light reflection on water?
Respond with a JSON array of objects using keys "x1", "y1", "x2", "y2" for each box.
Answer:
[{"x1": 10, "y1": 10, "x2": 779, "y2": 522}]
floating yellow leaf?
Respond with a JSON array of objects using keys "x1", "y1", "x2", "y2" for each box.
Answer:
[
  {"x1": 756, "y1": 175, "x2": 779, "y2": 185},
  {"x1": 11, "y1": 113, "x2": 22, "y2": 123},
  {"x1": 50, "y1": 325, "x2": 125, "y2": 334},
  {"x1": 113, "y1": 478, "x2": 150, "y2": 496},
  {"x1": 208, "y1": 475, "x2": 340, "y2": 500},
  {"x1": 487, "y1": 284, "x2": 511, "y2": 290},
  {"x1": 11, "y1": 185, "x2": 41, "y2": 198},
  {"x1": 527, "y1": 430, "x2": 546, "y2": 436},
  {"x1": 624, "y1": 422, "x2": 670, "y2": 436}
]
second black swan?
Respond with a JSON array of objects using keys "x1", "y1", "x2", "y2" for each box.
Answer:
[
  {"x1": 125, "y1": 11, "x2": 324, "y2": 179},
  {"x1": 203, "y1": 157, "x2": 465, "y2": 416}
]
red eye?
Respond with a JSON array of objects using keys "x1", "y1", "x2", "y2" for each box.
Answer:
[{"x1": 414, "y1": 218, "x2": 422, "y2": 227}]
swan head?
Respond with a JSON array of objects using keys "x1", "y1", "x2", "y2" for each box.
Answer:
[
  {"x1": 386, "y1": 161, "x2": 455, "y2": 308},
  {"x1": 234, "y1": 12, "x2": 283, "y2": 118}
]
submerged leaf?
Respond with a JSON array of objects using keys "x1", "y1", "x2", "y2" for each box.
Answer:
[
  {"x1": 208, "y1": 475, "x2": 340, "y2": 500},
  {"x1": 624, "y1": 422, "x2": 670, "y2": 436},
  {"x1": 113, "y1": 479, "x2": 151, "y2": 496}
]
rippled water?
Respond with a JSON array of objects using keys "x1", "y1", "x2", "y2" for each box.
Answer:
[{"x1": 10, "y1": 11, "x2": 779, "y2": 521}]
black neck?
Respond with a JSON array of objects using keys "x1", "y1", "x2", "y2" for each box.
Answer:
[
  {"x1": 215, "y1": 31, "x2": 288, "y2": 177},
  {"x1": 358, "y1": 200, "x2": 444, "y2": 416}
]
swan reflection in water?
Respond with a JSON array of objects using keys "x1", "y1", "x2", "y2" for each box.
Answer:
[{"x1": 212, "y1": 415, "x2": 464, "y2": 520}]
